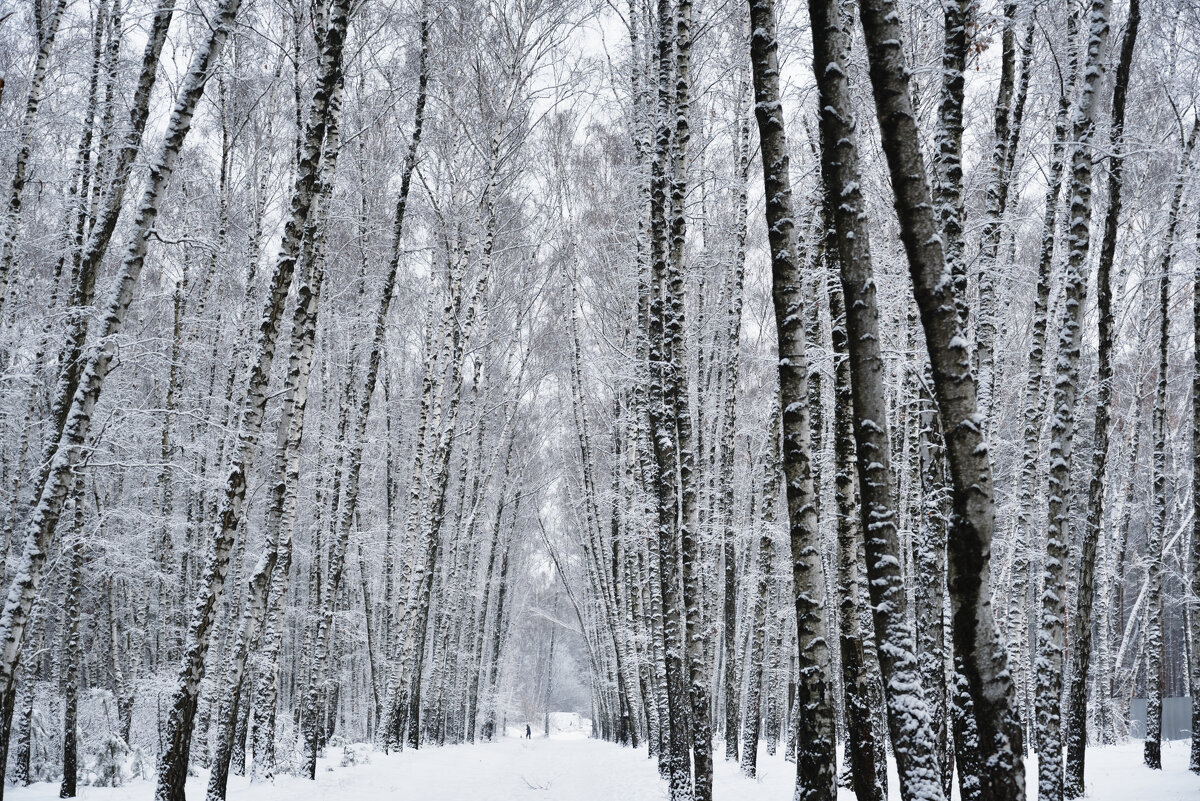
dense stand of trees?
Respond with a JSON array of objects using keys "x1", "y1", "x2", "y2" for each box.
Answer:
[{"x1": 0, "y1": 0, "x2": 1198, "y2": 799}]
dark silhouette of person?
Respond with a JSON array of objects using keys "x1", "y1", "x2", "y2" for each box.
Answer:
[{"x1": 525, "y1": 724, "x2": 532, "y2": 739}]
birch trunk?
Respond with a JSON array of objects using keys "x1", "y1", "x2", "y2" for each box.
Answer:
[
  {"x1": 1191, "y1": 196, "x2": 1200, "y2": 777},
  {"x1": 1143, "y1": 117, "x2": 1198, "y2": 771},
  {"x1": 299, "y1": 7, "x2": 426, "y2": 771},
  {"x1": 58, "y1": 483, "x2": 84, "y2": 799},
  {"x1": 808, "y1": 3, "x2": 945, "y2": 798},
  {"x1": 1035, "y1": 4, "x2": 1111, "y2": 797},
  {"x1": 204, "y1": 92, "x2": 344, "y2": 795},
  {"x1": 1007, "y1": 10, "x2": 1079, "y2": 730},
  {"x1": 852, "y1": 0, "x2": 1026, "y2": 797},
  {"x1": 0, "y1": 0, "x2": 69, "y2": 322},
  {"x1": 740, "y1": 412, "x2": 779, "y2": 778},
  {"x1": 721, "y1": 90, "x2": 749, "y2": 765},
  {"x1": 1063, "y1": 2, "x2": 1139, "y2": 793},
  {"x1": 0, "y1": 6, "x2": 240, "y2": 796},
  {"x1": 829, "y1": 266, "x2": 884, "y2": 801},
  {"x1": 747, "y1": 0, "x2": 837, "y2": 796},
  {"x1": 153, "y1": 2, "x2": 350, "y2": 796}
]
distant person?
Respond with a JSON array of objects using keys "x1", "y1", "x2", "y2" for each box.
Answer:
[{"x1": 525, "y1": 724, "x2": 532, "y2": 739}]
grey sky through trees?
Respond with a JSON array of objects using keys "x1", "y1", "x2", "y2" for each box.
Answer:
[{"x1": 0, "y1": 0, "x2": 1198, "y2": 799}]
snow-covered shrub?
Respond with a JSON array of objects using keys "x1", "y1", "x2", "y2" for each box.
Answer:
[
  {"x1": 270, "y1": 720, "x2": 302, "y2": 777},
  {"x1": 128, "y1": 745, "x2": 152, "y2": 781},
  {"x1": 92, "y1": 734, "x2": 131, "y2": 787},
  {"x1": 340, "y1": 743, "x2": 371, "y2": 767},
  {"x1": 27, "y1": 706, "x2": 58, "y2": 783}
]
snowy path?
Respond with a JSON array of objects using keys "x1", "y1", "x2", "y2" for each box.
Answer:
[{"x1": 9, "y1": 735, "x2": 1198, "y2": 801}]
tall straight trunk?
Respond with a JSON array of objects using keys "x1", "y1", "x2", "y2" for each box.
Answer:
[
  {"x1": 1144, "y1": 117, "x2": 1198, "y2": 771},
  {"x1": 721, "y1": 88, "x2": 750, "y2": 764},
  {"x1": 940, "y1": 6, "x2": 995, "y2": 798},
  {"x1": 1035, "y1": 4, "x2": 1111, "y2": 797},
  {"x1": 971, "y1": 1, "x2": 1021, "y2": 427},
  {"x1": 852, "y1": 0, "x2": 1026, "y2": 799},
  {"x1": 1007, "y1": 9, "x2": 1079, "y2": 731},
  {"x1": 58, "y1": 483, "x2": 84, "y2": 799},
  {"x1": 153, "y1": 2, "x2": 348, "y2": 797},
  {"x1": 808, "y1": 4, "x2": 945, "y2": 799},
  {"x1": 298, "y1": 7, "x2": 426, "y2": 771},
  {"x1": 746, "y1": 0, "x2": 836, "y2": 798},
  {"x1": 740, "y1": 412, "x2": 779, "y2": 778},
  {"x1": 645, "y1": 0, "x2": 692, "y2": 792},
  {"x1": 1146, "y1": 251, "x2": 1170, "y2": 775},
  {"x1": 916, "y1": 375, "x2": 952, "y2": 799},
  {"x1": 1095, "y1": 410, "x2": 1139, "y2": 744},
  {"x1": 935, "y1": 2, "x2": 984, "y2": 796},
  {"x1": 664, "y1": 0, "x2": 710, "y2": 786},
  {"x1": 828, "y1": 267, "x2": 884, "y2": 801},
  {"x1": 1063, "y1": 2, "x2": 1139, "y2": 794},
  {"x1": 0, "y1": 5, "x2": 239, "y2": 796},
  {"x1": 1191, "y1": 201, "x2": 1200, "y2": 777}
]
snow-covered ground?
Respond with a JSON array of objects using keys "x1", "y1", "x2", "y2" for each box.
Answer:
[{"x1": 8, "y1": 737, "x2": 1197, "y2": 800}]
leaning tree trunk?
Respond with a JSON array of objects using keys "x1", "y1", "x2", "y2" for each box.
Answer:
[
  {"x1": 0, "y1": 0, "x2": 104, "y2": 765},
  {"x1": 852, "y1": 0, "x2": 1026, "y2": 798},
  {"x1": 746, "y1": 0, "x2": 837, "y2": 798},
  {"x1": 0, "y1": 3, "x2": 177, "y2": 712},
  {"x1": 0, "y1": 5, "x2": 240, "y2": 797},
  {"x1": 28, "y1": 0, "x2": 179, "y2": 471},
  {"x1": 808, "y1": 3, "x2": 946, "y2": 799},
  {"x1": 203, "y1": 95, "x2": 344, "y2": 796},
  {"x1": 153, "y1": 2, "x2": 350, "y2": 797},
  {"x1": 0, "y1": 0, "x2": 69, "y2": 323},
  {"x1": 1063, "y1": 1, "x2": 1139, "y2": 794}
]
